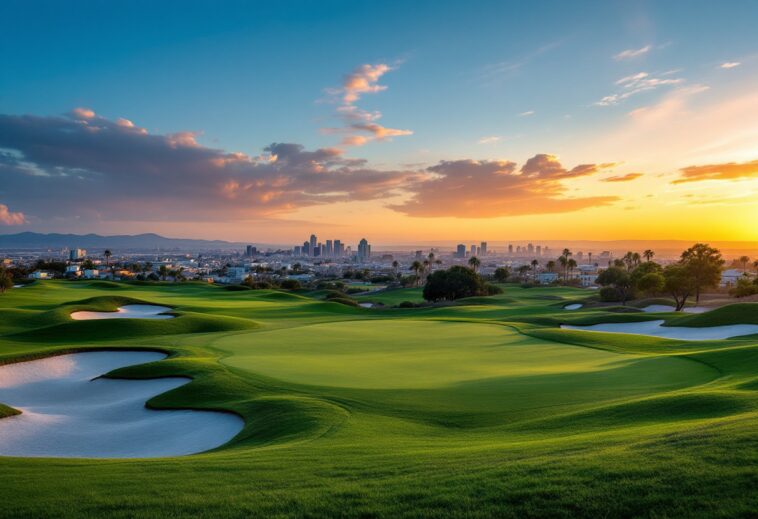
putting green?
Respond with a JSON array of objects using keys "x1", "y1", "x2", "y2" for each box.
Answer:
[{"x1": 217, "y1": 321, "x2": 717, "y2": 409}]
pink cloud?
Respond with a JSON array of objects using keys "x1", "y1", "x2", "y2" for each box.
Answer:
[{"x1": 0, "y1": 204, "x2": 26, "y2": 225}]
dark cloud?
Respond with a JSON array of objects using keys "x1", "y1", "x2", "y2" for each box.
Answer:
[
  {"x1": 673, "y1": 159, "x2": 758, "y2": 184},
  {"x1": 390, "y1": 155, "x2": 619, "y2": 218},
  {"x1": 0, "y1": 110, "x2": 419, "y2": 222}
]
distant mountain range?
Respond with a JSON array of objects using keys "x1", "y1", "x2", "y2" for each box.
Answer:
[{"x1": 0, "y1": 232, "x2": 248, "y2": 251}]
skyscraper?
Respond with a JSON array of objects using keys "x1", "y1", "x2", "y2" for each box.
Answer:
[
  {"x1": 536, "y1": 245, "x2": 542, "y2": 257},
  {"x1": 470, "y1": 244, "x2": 476, "y2": 256},
  {"x1": 508, "y1": 244, "x2": 513, "y2": 255},
  {"x1": 302, "y1": 241, "x2": 310, "y2": 256},
  {"x1": 325, "y1": 240, "x2": 333, "y2": 257},
  {"x1": 456, "y1": 244, "x2": 466, "y2": 258},
  {"x1": 357, "y1": 238, "x2": 371, "y2": 263},
  {"x1": 527, "y1": 243, "x2": 534, "y2": 255},
  {"x1": 480, "y1": 242, "x2": 487, "y2": 256},
  {"x1": 334, "y1": 239, "x2": 343, "y2": 257},
  {"x1": 309, "y1": 234, "x2": 317, "y2": 256}
]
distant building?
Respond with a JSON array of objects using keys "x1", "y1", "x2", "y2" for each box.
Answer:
[
  {"x1": 470, "y1": 244, "x2": 476, "y2": 256},
  {"x1": 325, "y1": 240, "x2": 333, "y2": 257},
  {"x1": 456, "y1": 244, "x2": 466, "y2": 258},
  {"x1": 536, "y1": 245, "x2": 542, "y2": 257},
  {"x1": 508, "y1": 244, "x2": 513, "y2": 256},
  {"x1": 334, "y1": 240, "x2": 344, "y2": 257},
  {"x1": 309, "y1": 234, "x2": 318, "y2": 256},
  {"x1": 480, "y1": 242, "x2": 487, "y2": 256},
  {"x1": 302, "y1": 241, "x2": 310, "y2": 256},
  {"x1": 527, "y1": 243, "x2": 534, "y2": 255},
  {"x1": 245, "y1": 245, "x2": 257, "y2": 257},
  {"x1": 357, "y1": 238, "x2": 371, "y2": 263},
  {"x1": 721, "y1": 269, "x2": 748, "y2": 287},
  {"x1": 536, "y1": 272, "x2": 558, "y2": 284},
  {"x1": 69, "y1": 248, "x2": 86, "y2": 261},
  {"x1": 31, "y1": 271, "x2": 51, "y2": 279}
]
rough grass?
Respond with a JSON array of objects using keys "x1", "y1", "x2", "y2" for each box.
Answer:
[{"x1": 0, "y1": 281, "x2": 757, "y2": 517}]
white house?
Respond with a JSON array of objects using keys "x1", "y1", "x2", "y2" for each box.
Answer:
[
  {"x1": 83, "y1": 269, "x2": 100, "y2": 279},
  {"x1": 721, "y1": 269, "x2": 749, "y2": 287},
  {"x1": 31, "y1": 271, "x2": 50, "y2": 279},
  {"x1": 536, "y1": 272, "x2": 559, "y2": 284}
]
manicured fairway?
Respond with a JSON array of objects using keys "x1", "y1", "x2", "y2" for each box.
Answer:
[{"x1": 1, "y1": 281, "x2": 757, "y2": 518}]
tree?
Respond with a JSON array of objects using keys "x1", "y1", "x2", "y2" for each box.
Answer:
[
  {"x1": 392, "y1": 260, "x2": 400, "y2": 278},
  {"x1": 468, "y1": 256, "x2": 481, "y2": 273},
  {"x1": 663, "y1": 264, "x2": 694, "y2": 311},
  {"x1": 546, "y1": 260, "x2": 556, "y2": 273},
  {"x1": 103, "y1": 249, "x2": 112, "y2": 268},
  {"x1": 531, "y1": 259, "x2": 539, "y2": 274},
  {"x1": 158, "y1": 265, "x2": 169, "y2": 281},
  {"x1": 410, "y1": 260, "x2": 423, "y2": 286},
  {"x1": 423, "y1": 266, "x2": 485, "y2": 302},
  {"x1": 561, "y1": 249, "x2": 572, "y2": 279},
  {"x1": 494, "y1": 267, "x2": 510, "y2": 283},
  {"x1": 636, "y1": 272, "x2": 665, "y2": 295},
  {"x1": 739, "y1": 255, "x2": 750, "y2": 271},
  {"x1": 567, "y1": 258, "x2": 577, "y2": 280},
  {"x1": 680, "y1": 243, "x2": 724, "y2": 303},
  {"x1": 596, "y1": 266, "x2": 633, "y2": 305},
  {"x1": 517, "y1": 265, "x2": 530, "y2": 280},
  {"x1": 0, "y1": 267, "x2": 12, "y2": 294},
  {"x1": 643, "y1": 249, "x2": 655, "y2": 262}
]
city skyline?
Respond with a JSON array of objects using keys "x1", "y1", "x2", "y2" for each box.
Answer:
[{"x1": 1, "y1": 1, "x2": 757, "y2": 243}]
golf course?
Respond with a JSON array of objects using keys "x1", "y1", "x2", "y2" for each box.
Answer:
[{"x1": 1, "y1": 281, "x2": 758, "y2": 517}]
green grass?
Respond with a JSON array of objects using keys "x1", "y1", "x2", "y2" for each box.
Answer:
[{"x1": 1, "y1": 280, "x2": 757, "y2": 517}]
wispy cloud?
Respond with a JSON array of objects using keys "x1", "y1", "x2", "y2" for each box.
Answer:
[
  {"x1": 322, "y1": 63, "x2": 412, "y2": 147},
  {"x1": 601, "y1": 172, "x2": 643, "y2": 182},
  {"x1": 0, "y1": 203, "x2": 26, "y2": 225},
  {"x1": 613, "y1": 45, "x2": 652, "y2": 60},
  {"x1": 477, "y1": 136, "x2": 501, "y2": 145},
  {"x1": 673, "y1": 159, "x2": 758, "y2": 184},
  {"x1": 478, "y1": 40, "x2": 563, "y2": 85},
  {"x1": 518, "y1": 110, "x2": 535, "y2": 117},
  {"x1": 596, "y1": 71, "x2": 685, "y2": 106},
  {"x1": 720, "y1": 61, "x2": 741, "y2": 69}
]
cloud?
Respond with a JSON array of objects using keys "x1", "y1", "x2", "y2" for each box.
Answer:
[
  {"x1": 323, "y1": 63, "x2": 412, "y2": 147},
  {"x1": 390, "y1": 154, "x2": 619, "y2": 218},
  {"x1": 596, "y1": 71, "x2": 685, "y2": 106},
  {"x1": 672, "y1": 159, "x2": 758, "y2": 184},
  {"x1": 0, "y1": 204, "x2": 26, "y2": 225},
  {"x1": 0, "y1": 110, "x2": 422, "y2": 223},
  {"x1": 614, "y1": 45, "x2": 651, "y2": 60},
  {"x1": 720, "y1": 62, "x2": 741, "y2": 69},
  {"x1": 477, "y1": 136, "x2": 501, "y2": 145},
  {"x1": 518, "y1": 110, "x2": 535, "y2": 117},
  {"x1": 601, "y1": 172, "x2": 643, "y2": 182}
]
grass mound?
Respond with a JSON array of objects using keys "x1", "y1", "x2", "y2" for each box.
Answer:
[
  {"x1": 0, "y1": 403, "x2": 21, "y2": 418},
  {"x1": 666, "y1": 303, "x2": 758, "y2": 327}
]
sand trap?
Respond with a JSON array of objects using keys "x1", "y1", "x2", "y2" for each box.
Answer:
[
  {"x1": 359, "y1": 303, "x2": 374, "y2": 308},
  {"x1": 562, "y1": 320, "x2": 758, "y2": 341},
  {"x1": 564, "y1": 304, "x2": 583, "y2": 310},
  {"x1": 70, "y1": 304, "x2": 174, "y2": 320},
  {"x1": 0, "y1": 351, "x2": 243, "y2": 458},
  {"x1": 641, "y1": 305, "x2": 709, "y2": 314}
]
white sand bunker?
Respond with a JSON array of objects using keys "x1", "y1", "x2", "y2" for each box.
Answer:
[
  {"x1": 359, "y1": 303, "x2": 374, "y2": 308},
  {"x1": 641, "y1": 305, "x2": 709, "y2": 314},
  {"x1": 562, "y1": 320, "x2": 758, "y2": 341},
  {"x1": 564, "y1": 304, "x2": 583, "y2": 310},
  {"x1": 0, "y1": 351, "x2": 243, "y2": 458},
  {"x1": 70, "y1": 304, "x2": 174, "y2": 320}
]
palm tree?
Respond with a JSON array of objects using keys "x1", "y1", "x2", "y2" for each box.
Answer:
[
  {"x1": 754, "y1": 259, "x2": 758, "y2": 270},
  {"x1": 632, "y1": 252, "x2": 641, "y2": 267},
  {"x1": 567, "y1": 258, "x2": 577, "y2": 280},
  {"x1": 739, "y1": 255, "x2": 750, "y2": 271},
  {"x1": 561, "y1": 249, "x2": 572, "y2": 279},
  {"x1": 392, "y1": 260, "x2": 399, "y2": 278},
  {"x1": 158, "y1": 265, "x2": 169, "y2": 281},
  {"x1": 546, "y1": 260, "x2": 556, "y2": 273},
  {"x1": 410, "y1": 260, "x2": 422, "y2": 286},
  {"x1": 103, "y1": 249, "x2": 112, "y2": 268},
  {"x1": 558, "y1": 256, "x2": 568, "y2": 281},
  {"x1": 623, "y1": 251, "x2": 635, "y2": 270},
  {"x1": 643, "y1": 249, "x2": 655, "y2": 262},
  {"x1": 468, "y1": 256, "x2": 481, "y2": 273},
  {"x1": 530, "y1": 259, "x2": 539, "y2": 278},
  {"x1": 588, "y1": 252, "x2": 592, "y2": 265}
]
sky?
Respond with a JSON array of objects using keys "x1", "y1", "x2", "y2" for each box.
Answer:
[{"x1": 1, "y1": 0, "x2": 757, "y2": 245}]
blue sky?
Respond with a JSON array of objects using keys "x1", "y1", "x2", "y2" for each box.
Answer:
[{"x1": 1, "y1": 0, "x2": 757, "y2": 241}]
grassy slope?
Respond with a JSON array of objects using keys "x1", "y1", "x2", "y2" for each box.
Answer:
[{"x1": 0, "y1": 281, "x2": 757, "y2": 517}]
